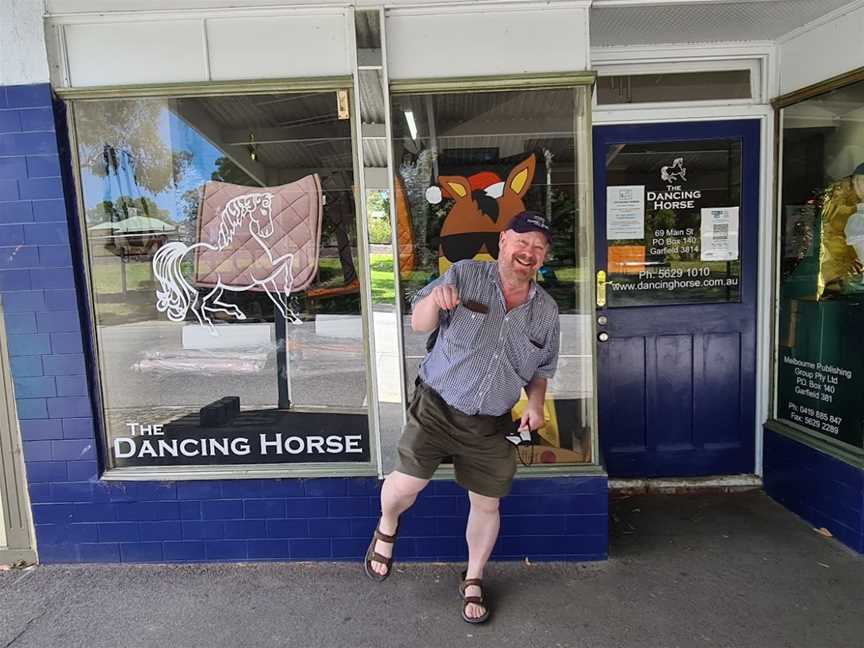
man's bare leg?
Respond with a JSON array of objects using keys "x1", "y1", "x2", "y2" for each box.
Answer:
[
  {"x1": 464, "y1": 491, "x2": 500, "y2": 619},
  {"x1": 369, "y1": 471, "x2": 429, "y2": 577}
]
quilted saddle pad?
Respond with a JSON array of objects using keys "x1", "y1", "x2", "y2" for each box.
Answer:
[{"x1": 193, "y1": 174, "x2": 323, "y2": 292}]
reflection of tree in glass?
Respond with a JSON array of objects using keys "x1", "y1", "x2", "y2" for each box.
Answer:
[
  {"x1": 646, "y1": 209, "x2": 676, "y2": 244},
  {"x1": 211, "y1": 155, "x2": 256, "y2": 185},
  {"x1": 548, "y1": 190, "x2": 576, "y2": 264},
  {"x1": 86, "y1": 196, "x2": 171, "y2": 225},
  {"x1": 367, "y1": 191, "x2": 389, "y2": 217},
  {"x1": 367, "y1": 192, "x2": 392, "y2": 245},
  {"x1": 399, "y1": 150, "x2": 435, "y2": 265},
  {"x1": 76, "y1": 99, "x2": 195, "y2": 224},
  {"x1": 171, "y1": 156, "x2": 258, "y2": 246}
]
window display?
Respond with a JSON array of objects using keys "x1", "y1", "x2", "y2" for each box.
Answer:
[
  {"x1": 776, "y1": 76, "x2": 864, "y2": 451},
  {"x1": 390, "y1": 84, "x2": 595, "y2": 467},
  {"x1": 70, "y1": 89, "x2": 373, "y2": 470}
]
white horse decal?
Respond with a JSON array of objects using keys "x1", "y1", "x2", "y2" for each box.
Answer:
[{"x1": 152, "y1": 192, "x2": 300, "y2": 331}]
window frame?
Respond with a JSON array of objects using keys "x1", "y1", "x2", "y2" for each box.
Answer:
[
  {"x1": 593, "y1": 57, "x2": 765, "y2": 111},
  {"x1": 387, "y1": 73, "x2": 604, "y2": 475},
  {"x1": 769, "y1": 66, "x2": 864, "y2": 469},
  {"x1": 59, "y1": 77, "x2": 381, "y2": 481}
]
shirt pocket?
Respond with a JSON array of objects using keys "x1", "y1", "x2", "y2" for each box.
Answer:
[
  {"x1": 510, "y1": 332, "x2": 546, "y2": 382},
  {"x1": 444, "y1": 304, "x2": 487, "y2": 349}
]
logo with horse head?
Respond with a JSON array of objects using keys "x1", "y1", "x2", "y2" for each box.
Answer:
[{"x1": 661, "y1": 157, "x2": 687, "y2": 185}]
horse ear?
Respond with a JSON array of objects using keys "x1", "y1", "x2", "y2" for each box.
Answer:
[
  {"x1": 438, "y1": 176, "x2": 472, "y2": 201},
  {"x1": 504, "y1": 154, "x2": 536, "y2": 199}
]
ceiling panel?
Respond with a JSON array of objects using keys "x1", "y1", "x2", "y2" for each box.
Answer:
[{"x1": 591, "y1": 0, "x2": 855, "y2": 47}]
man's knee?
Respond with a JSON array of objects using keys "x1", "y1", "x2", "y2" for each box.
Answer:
[
  {"x1": 468, "y1": 491, "x2": 500, "y2": 514},
  {"x1": 385, "y1": 471, "x2": 429, "y2": 498}
]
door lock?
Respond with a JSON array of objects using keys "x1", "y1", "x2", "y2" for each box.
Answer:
[
  {"x1": 598, "y1": 332, "x2": 609, "y2": 342},
  {"x1": 596, "y1": 270, "x2": 607, "y2": 307},
  {"x1": 597, "y1": 315, "x2": 608, "y2": 326}
]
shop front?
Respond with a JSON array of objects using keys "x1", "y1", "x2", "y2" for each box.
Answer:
[
  {"x1": 0, "y1": 1, "x2": 607, "y2": 564},
  {"x1": 1, "y1": 0, "x2": 862, "y2": 564}
]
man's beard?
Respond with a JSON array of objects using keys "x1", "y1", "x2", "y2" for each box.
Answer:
[{"x1": 501, "y1": 253, "x2": 537, "y2": 282}]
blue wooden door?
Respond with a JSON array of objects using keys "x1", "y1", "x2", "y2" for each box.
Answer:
[{"x1": 594, "y1": 120, "x2": 759, "y2": 477}]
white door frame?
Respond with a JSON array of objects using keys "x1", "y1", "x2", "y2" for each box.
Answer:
[
  {"x1": 589, "y1": 42, "x2": 777, "y2": 477},
  {"x1": 0, "y1": 302, "x2": 36, "y2": 564}
]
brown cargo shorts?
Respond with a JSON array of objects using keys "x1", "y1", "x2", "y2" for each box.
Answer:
[{"x1": 394, "y1": 382, "x2": 517, "y2": 498}]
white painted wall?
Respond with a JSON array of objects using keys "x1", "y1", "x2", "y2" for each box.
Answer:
[
  {"x1": 777, "y1": 1, "x2": 864, "y2": 95},
  {"x1": 0, "y1": 483, "x2": 6, "y2": 547},
  {"x1": 44, "y1": 0, "x2": 584, "y2": 12},
  {"x1": 0, "y1": 0, "x2": 50, "y2": 85},
  {"x1": 386, "y1": 5, "x2": 589, "y2": 79},
  {"x1": 46, "y1": 8, "x2": 354, "y2": 88}
]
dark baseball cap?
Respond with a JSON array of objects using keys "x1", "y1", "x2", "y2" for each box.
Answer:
[{"x1": 506, "y1": 211, "x2": 552, "y2": 243}]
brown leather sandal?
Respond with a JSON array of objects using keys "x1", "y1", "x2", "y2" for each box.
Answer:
[
  {"x1": 363, "y1": 524, "x2": 399, "y2": 582},
  {"x1": 459, "y1": 571, "x2": 490, "y2": 624}
]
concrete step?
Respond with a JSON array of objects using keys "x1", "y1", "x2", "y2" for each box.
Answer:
[{"x1": 609, "y1": 474, "x2": 762, "y2": 495}]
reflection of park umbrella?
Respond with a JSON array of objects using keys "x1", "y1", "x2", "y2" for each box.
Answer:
[
  {"x1": 89, "y1": 215, "x2": 178, "y2": 236},
  {"x1": 91, "y1": 215, "x2": 178, "y2": 297}
]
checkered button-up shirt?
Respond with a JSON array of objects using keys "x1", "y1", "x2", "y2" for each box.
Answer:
[{"x1": 413, "y1": 260, "x2": 560, "y2": 417}]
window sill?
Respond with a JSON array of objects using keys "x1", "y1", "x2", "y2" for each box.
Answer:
[
  {"x1": 100, "y1": 462, "x2": 379, "y2": 482},
  {"x1": 430, "y1": 462, "x2": 606, "y2": 481}
]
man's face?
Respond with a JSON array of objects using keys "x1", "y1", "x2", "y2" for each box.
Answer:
[{"x1": 498, "y1": 229, "x2": 549, "y2": 282}]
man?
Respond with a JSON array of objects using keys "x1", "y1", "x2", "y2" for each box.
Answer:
[{"x1": 363, "y1": 211, "x2": 560, "y2": 624}]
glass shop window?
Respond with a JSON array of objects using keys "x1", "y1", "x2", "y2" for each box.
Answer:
[
  {"x1": 775, "y1": 76, "x2": 864, "y2": 453},
  {"x1": 70, "y1": 90, "x2": 373, "y2": 472},
  {"x1": 604, "y1": 138, "x2": 743, "y2": 307},
  {"x1": 388, "y1": 85, "x2": 595, "y2": 469},
  {"x1": 597, "y1": 70, "x2": 752, "y2": 105}
]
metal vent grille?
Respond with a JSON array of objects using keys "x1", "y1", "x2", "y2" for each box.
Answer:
[{"x1": 591, "y1": 0, "x2": 853, "y2": 47}]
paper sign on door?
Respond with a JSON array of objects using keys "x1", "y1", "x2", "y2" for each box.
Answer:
[
  {"x1": 700, "y1": 207, "x2": 739, "y2": 261},
  {"x1": 607, "y1": 186, "x2": 645, "y2": 240}
]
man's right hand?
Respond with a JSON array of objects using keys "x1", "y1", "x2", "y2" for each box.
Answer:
[
  {"x1": 430, "y1": 284, "x2": 460, "y2": 311},
  {"x1": 411, "y1": 283, "x2": 459, "y2": 333}
]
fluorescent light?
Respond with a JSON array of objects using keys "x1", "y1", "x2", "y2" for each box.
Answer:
[{"x1": 404, "y1": 110, "x2": 418, "y2": 140}]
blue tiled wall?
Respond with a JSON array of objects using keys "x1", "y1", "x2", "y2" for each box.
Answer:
[
  {"x1": 763, "y1": 428, "x2": 864, "y2": 553},
  {"x1": 1, "y1": 83, "x2": 608, "y2": 564},
  {"x1": 31, "y1": 476, "x2": 607, "y2": 563}
]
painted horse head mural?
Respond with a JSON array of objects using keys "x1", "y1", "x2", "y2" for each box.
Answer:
[{"x1": 433, "y1": 154, "x2": 536, "y2": 274}]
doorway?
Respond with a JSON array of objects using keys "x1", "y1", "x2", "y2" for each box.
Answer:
[{"x1": 593, "y1": 120, "x2": 760, "y2": 477}]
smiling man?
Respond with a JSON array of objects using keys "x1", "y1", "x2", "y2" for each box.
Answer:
[{"x1": 363, "y1": 211, "x2": 560, "y2": 624}]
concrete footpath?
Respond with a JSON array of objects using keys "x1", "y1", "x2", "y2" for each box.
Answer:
[{"x1": 1, "y1": 491, "x2": 862, "y2": 648}]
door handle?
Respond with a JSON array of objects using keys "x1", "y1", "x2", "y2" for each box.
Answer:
[{"x1": 596, "y1": 270, "x2": 607, "y2": 308}]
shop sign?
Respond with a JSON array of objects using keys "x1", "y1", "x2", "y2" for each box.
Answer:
[
  {"x1": 776, "y1": 301, "x2": 864, "y2": 449},
  {"x1": 111, "y1": 411, "x2": 371, "y2": 468},
  {"x1": 777, "y1": 353, "x2": 862, "y2": 448}
]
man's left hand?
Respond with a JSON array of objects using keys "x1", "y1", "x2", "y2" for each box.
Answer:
[{"x1": 518, "y1": 405, "x2": 544, "y2": 432}]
